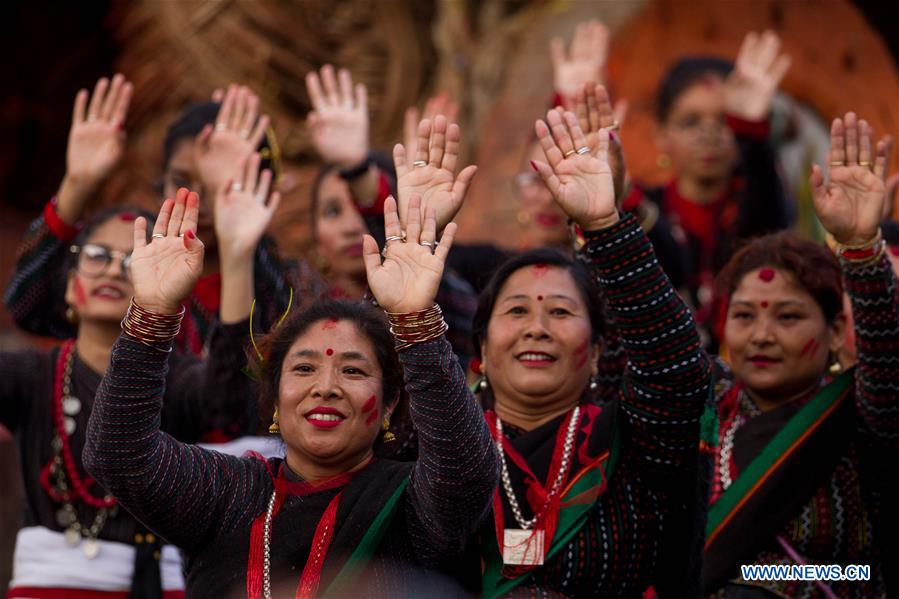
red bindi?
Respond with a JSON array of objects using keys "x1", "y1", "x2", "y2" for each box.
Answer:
[
  {"x1": 361, "y1": 395, "x2": 376, "y2": 413},
  {"x1": 531, "y1": 263, "x2": 549, "y2": 278},
  {"x1": 537, "y1": 295, "x2": 544, "y2": 301},
  {"x1": 117, "y1": 212, "x2": 136, "y2": 222},
  {"x1": 760, "y1": 301, "x2": 769, "y2": 308},
  {"x1": 325, "y1": 348, "x2": 334, "y2": 356},
  {"x1": 322, "y1": 317, "x2": 338, "y2": 330},
  {"x1": 758, "y1": 268, "x2": 775, "y2": 282}
]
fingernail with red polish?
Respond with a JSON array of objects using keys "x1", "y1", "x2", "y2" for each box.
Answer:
[
  {"x1": 186, "y1": 230, "x2": 195, "y2": 239},
  {"x1": 609, "y1": 131, "x2": 618, "y2": 143},
  {"x1": 530, "y1": 160, "x2": 538, "y2": 172}
]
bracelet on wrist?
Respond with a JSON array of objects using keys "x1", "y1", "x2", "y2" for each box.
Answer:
[
  {"x1": 385, "y1": 304, "x2": 448, "y2": 351},
  {"x1": 121, "y1": 299, "x2": 185, "y2": 352},
  {"x1": 833, "y1": 231, "x2": 885, "y2": 266},
  {"x1": 338, "y1": 154, "x2": 373, "y2": 181}
]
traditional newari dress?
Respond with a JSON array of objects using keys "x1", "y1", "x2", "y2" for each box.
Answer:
[
  {"x1": 84, "y1": 331, "x2": 499, "y2": 598},
  {"x1": 1, "y1": 321, "x2": 252, "y2": 598},
  {"x1": 703, "y1": 250, "x2": 899, "y2": 598},
  {"x1": 3, "y1": 198, "x2": 323, "y2": 354},
  {"x1": 480, "y1": 214, "x2": 715, "y2": 598}
]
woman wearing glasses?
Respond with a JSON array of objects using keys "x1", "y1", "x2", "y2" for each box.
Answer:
[
  {"x1": 627, "y1": 31, "x2": 793, "y2": 346},
  {"x1": 2, "y1": 162, "x2": 278, "y2": 596}
]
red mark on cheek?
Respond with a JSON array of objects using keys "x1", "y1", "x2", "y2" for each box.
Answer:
[
  {"x1": 361, "y1": 395, "x2": 376, "y2": 413},
  {"x1": 800, "y1": 338, "x2": 820, "y2": 359},
  {"x1": 322, "y1": 317, "x2": 338, "y2": 330},
  {"x1": 760, "y1": 301, "x2": 769, "y2": 308},
  {"x1": 74, "y1": 277, "x2": 87, "y2": 306},
  {"x1": 758, "y1": 268, "x2": 775, "y2": 283},
  {"x1": 325, "y1": 348, "x2": 334, "y2": 356},
  {"x1": 574, "y1": 340, "x2": 589, "y2": 369},
  {"x1": 531, "y1": 264, "x2": 548, "y2": 278},
  {"x1": 364, "y1": 409, "x2": 379, "y2": 426}
]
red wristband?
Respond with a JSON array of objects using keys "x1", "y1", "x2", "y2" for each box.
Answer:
[{"x1": 44, "y1": 197, "x2": 81, "y2": 241}]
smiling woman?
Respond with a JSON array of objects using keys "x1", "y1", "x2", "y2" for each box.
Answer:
[{"x1": 83, "y1": 192, "x2": 499, "y2": 597}]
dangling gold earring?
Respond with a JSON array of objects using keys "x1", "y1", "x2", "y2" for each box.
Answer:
[
  {"x1": 382, "y1": 416, "x2": 395, "y2": 443},
  {"x1": 66, "y1": 305, "x2": 79, "y2": 325},
  {"x1": 656, "y1": 153, "x2": 671, "y2": 169},
  {"x1": 828, "y1": 352, "x2": 844, "y2": 375},
  {"x1": 269, "y1": 408, "x2": 280, "y2": 434}
]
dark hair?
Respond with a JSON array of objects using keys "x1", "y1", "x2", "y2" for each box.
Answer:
[
  {"x1": 472, "y1": 248, "x2": 605, "y2": 358},
  {"x1": 66, "y1": 206, "x2": 156, "y2": 273},
  {"x1": 656, "y1": 56, "x2": 733, "y2": 122},
  {"x1": 882, "y1": 220, "x2": 899, "y2": 247},
  {"x1": 162, "y1": 101, "x2": 277, "y2": 178},
  {"x1": 714, "y1": 232, "x2": 844, "y2": 329},
  {"x1": 249, "y1": 300, "x2": 404, "y2": 431}
]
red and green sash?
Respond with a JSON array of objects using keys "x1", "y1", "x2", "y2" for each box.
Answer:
[
  {"x1": 703, "y1": 369, "x2": 855, "y2": 592},
  {"x1": 481, "y1": 428, "x2": 620, "y2": 598}
]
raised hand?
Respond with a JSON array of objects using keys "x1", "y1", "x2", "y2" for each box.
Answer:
[
  {"x1": 810, "y1": 112, "x2": 888, "y2": 246},
  {"x1": 305, "y1": 65, "x2": 369, "y2": 168},
  {"x1": 214, "y1": 152, "x2": 281, "y2": 262},
  {"x1": 403, "y1": 92, "x2": 459, "y2": 162},
  {"x1": 195, "y1": 84, "x2": 270, "y2": 196},
  {"x1": 394, "y1": 115, "x2": 477, "y2": 233},
  {"x1": 551, "y1": 20, "x2": 609, "y2": 104},
  {"x1": 724, "y1": 30, "x2": 791, "y2": 122},
  {"x1": 531, "y1": 108, "x2": 617, "y2": 231},
  {"x1": 130, "y1": 188, "x2": 205, "y2": 315},
  {"x1": 58, "y1": 74, "x2": 133, "y2": 223},
  {"x1": 363, "y1": 195, "x2": 456, "y2": 313},
  {"x1": 573, "y1": 82, "x2": 627, "y2": 198}
]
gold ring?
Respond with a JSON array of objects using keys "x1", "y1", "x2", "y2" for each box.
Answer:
[
  {"x1": 830, "y1": 161, "x2": 844, "y2": 167},
  {"x1": 859, "y1": 160, "x2": 872, "y2": 167},
  {"x1": 563, "y1": 149, "x2": 576, "y2": 158}
]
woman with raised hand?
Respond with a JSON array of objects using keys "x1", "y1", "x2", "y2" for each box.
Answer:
[
  {"x1": 703, "y1": 113, "x2": 898, "y2": 598},
  {"x1": 631, "y1": 31, "x2": 793, "y2": 346},
  {"x1": 306, "y1": 76, "x2": 481, "y2": 371},
  {"x1": 472, "y1": 107, "x2": 712, "y2": 598},
  {"x1": 4, "y1": 80, "x2": 321, "y2": 355},
  {"x1": 2, "y1": 169, "x2": 276, "y2": 597},
  {"x1": 84, "y1": 182, "x2": 499, "y2": 595}
]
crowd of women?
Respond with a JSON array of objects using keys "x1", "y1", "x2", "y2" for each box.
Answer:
[{"x1": 1, "y1": 19, "x2": 897, "y2": 599}]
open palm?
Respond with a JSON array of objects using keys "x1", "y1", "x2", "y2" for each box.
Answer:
[
  {"x1": 811, "y1": 113, "x2": 888, "y2": 246},
  {"x1": 67, "y1": 74, "x2": 132, "y2": 184},
  {"x1": 395, "y1": 115, "x2": 477, "y2": 233},
  {"x1": 214, "y1": 152, "x2": 281, "y2": 260},
  {"x1": 531, "y1": 109, "x2": 617, "y2": 231},
  {"x1": 131, "y1": 189, "x2": 205, "y2": 315},
  {"x1": 306, "y1": 65, "x2": 369, "y2": 167},
  {"x1": 363, "y1": 196, "x2": 456, "y2": 313},
  {"x1": 724, "y1": 30, "x2": 791, "y2": 122}
]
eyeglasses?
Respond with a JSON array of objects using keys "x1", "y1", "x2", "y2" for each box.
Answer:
[{"x1": 70, "y1": 244, "x2": 132, "y2": 279}]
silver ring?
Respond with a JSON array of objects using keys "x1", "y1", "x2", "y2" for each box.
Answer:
[
  {"x1": 86, "y1": 115, "x2": 98, "y2": 123},
  {"x1": 576, "y1": 146, "x2": 590, "y2": 155},
  {"x1": 385, "y1": 235, "x2": 404, "y2": 244},
  {"x1": 152, "y1": 233, "x2": 165, "y2": 239},
  {"x1": 215, "y1": 123, "x2": 227, "y2": 132},
  {"x1": 419, "y1": 241, "x2": 436, "y2": 252},
  {"x1": 231, "y1": 182, "x2": 243, "y2": 192},
  {"x1": 412, "y1": 160, "x2": 428, "y2": 168},
  {"x1": 239, "y1": 130, "x2": 250, "y2": 140}
]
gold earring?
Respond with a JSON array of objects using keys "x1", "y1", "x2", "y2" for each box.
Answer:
[
  {"x1": 269, "y1": 408, "x2": 280, "y2": 434},
  {"x1": 382, "y1": 416, "x2": 395, "y2": 443},
  {"x1": 66, "y1": 306, "x2": 79, "y2": 325},
  {"x1": 828, "y1": 353, "x2": 844, "y2": 375}
]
